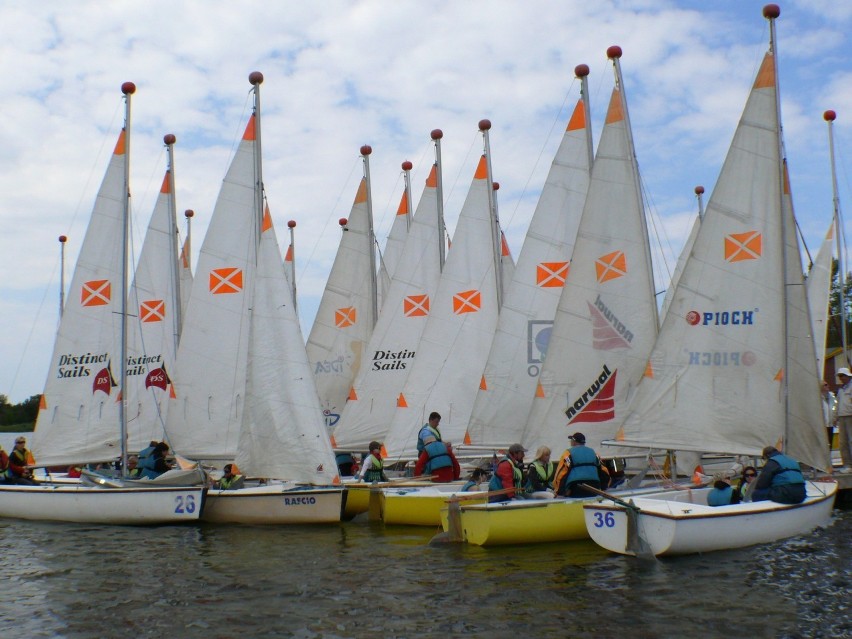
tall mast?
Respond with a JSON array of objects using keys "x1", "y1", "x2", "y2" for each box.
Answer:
[
  {"x1": 695, "y1": 185, "x2": 705, "y2": 220},
  {"x1": 479, "y1": 119, "x2": 503, "y2": 309},
  {"x1": 825, "y1": 109, "x2": 848, "y2": 366},
  {"x1": 249, "y1": 71, "x2": 264, "y2": 248},
  {"x1": 119, "y1": 80, "x2": 136, "y2": 475},
  {"x1": 58, "y1": 235, "x2": 67, "y2": 319},
  {"x1": 431, "y1": 129, "x2": 447, "y2": 269},
  {"x1": 607, "y1": 45, "x2": 659, "y2": 330},
  {"x1": 164, "y1": 134, "x2": 181, "y2": 349},
  {"x1": 576, "y1": 64, "x2": 595, "y2": 171},
  {"x1": 401, "y1": 160, "x2": 413, "y2": 231},
  {"x1": 360, "y1": 144, "x2": 379, "y2": 329},
  {"x1": 287, "y1": 219, "x2": 298, "y2": 314}
]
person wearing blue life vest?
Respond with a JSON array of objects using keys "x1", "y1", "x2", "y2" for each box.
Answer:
[
  {"x1": 335, "y1": 452, "x2": 357, "y2": 476},
  {"x1": 751, "y1": 446, "x2": 807, "y2": 504},
  {"x1": 553, "y1": 432, "x2": 607, "y2": 498},
  {"x1": 462, "y1": 467, "x2": 488, "y2": 491},
  {"x1": 414, "y1": 439, "x2": 460, "y2": 482},
  {"x1": 707, "y1": 473, "x2": 741, "y2": 506},
  {"x1": 416, "y1": 412, "x2": 442, "y2": 454},
  {"x1": 136, "y1": 441, "x2": 173, "y2": 479},
  {"x1": 488, "y1": 443, "x2": 526, "y2": 502}
]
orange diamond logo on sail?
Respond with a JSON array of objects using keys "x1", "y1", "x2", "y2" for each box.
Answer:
[
  {"x1": 595, "y1": 251, "x2": 627, "y2": 283},
  {"x1": 140, "y1": 300, "x2": 165, "y2": 323},
  {"x1": 335, "y1": 307, "x2": 357, "y2": 328},
  {"x1": 81, "y1": 280, "x2": 111, "y2": 306},
  {"x1": 209, "y1": 268, "x2": 243, "y2": 294},
  {"x1": 536, "y1": 262, "x2": 569, "y2": 287},
  {"x1": 403, "y1": 295, "x2": 429, "y2": 317},
  {"x1": 724, "y1": 231, "x2": 762, "y2": 263},
  {"x1": 453, "y1": 290, "x2": 481, "y2": 315}
]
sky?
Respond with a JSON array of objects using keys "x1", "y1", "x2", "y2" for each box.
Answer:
[{"x1": 1, "y1": 0, "x2": 851, "y2": 402}]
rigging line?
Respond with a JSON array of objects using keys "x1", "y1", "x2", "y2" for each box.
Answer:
[
  {"x1": 441, "y1": 130, "x2": 480, "y2": 238},
  {"x1": 375, "y1": 170, "x2": 404, "y2": 245},
  {"x1": 501, "y1": 76, "x2": 579, "y2": 234},
  {"x1": 638, "y1": 172, "x2": 673, "y2": 293}
]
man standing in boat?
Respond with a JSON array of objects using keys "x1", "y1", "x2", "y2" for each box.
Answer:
[
  {"x1": 751, "y1": 446, "x2": 806, "y2": 505},
  {"x1": 553, "y1": 432, "x2": 607, "y2": 498},
  {"x1": 834, "y1": 368, "x2": 852, "y2": 473},
  {"x1": 414, "y1": 439, "x2": 461, "y2": 482},
  {"x1": 416, "y1": 412, "x2": 442, "y2": 454}
]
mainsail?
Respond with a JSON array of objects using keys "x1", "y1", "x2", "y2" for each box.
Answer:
[
  {"x1": 467, "y1": 65, "x2": 594, "y2": 448},
  {"x1": 522, "y1": 48, "x2": 659, "y2": 454},
  {"x1": 614, "y1": 42, "x2": 829, "y2": 472}
]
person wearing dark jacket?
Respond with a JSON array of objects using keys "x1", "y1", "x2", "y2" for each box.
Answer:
[{"x1": 751, "y1": 446, "x2": 806, "y2": 504}]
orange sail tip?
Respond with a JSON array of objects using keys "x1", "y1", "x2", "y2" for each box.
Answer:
[
  {"x1": 480, "y1": 375, "x2": 487, "y2": 391},
  {"x1": 615, "y1": 427, "x2": 625, "y2": 442},
  {"x1": 644, "y1": 361, "x2": 654, "y2": 378},
  {"x1": 782, "y1": 163, "x2": 791, "y2": 196},
  {"x1": 348, "y1": 387, "x2": 358, "y2": 401},
  {"x1": 774, "y1": 437, "x2": 784, "y2": 452},
  {"x1": 113, "y1": 129, "x2": 127, "y2": 155},
  {"x1": 692, "y1": 466, "x2": 704, "y2": 485},
  {"x1": 262, "y1": 206, "x2": 273, "y2": 232},
  {"x1": 566, "y1": 99, "x2": 586, "y2": 131},
  {"x1": 425, "y1": 165, "x2": 438, "y2": 188},
  {"x1": 501, "y1": 233, "x2": 511, "y2": 257},
  {"x1": 774, "y1": 369, "x2": 784, "y2": 382},
  {"x1": 396, "y1": 192, "x2": 409, "y2": 215},
  {"x1": 396, "y1": 393, "x2": 408, "y2": 408},
  {"x1": 330, "y1": 435, "x2": 338, "y2": 448},
  {"x1": 605, "y1": 89, "x2": 625, "y2": 124},
  {"x1": 242, "y1": 114, "x2": 257, "y2": 141},
  {"x1": 535, "y1": 381, "x2": 545, "y2": 398},
  {"x1": 354, "y1": 178, "x2": 368, "y2": 204},
  {"x1": 284, "y1": 245, "x2": 293, "y2": 262},
  {"x1": 332, "y1": 475, "x2": 341, "y2": 486},
  {"x1": 474, "y1": 155, "x2": 488, "y2": 180},
  {"x1": 39, "y1": 395, "x2": 47, "y2": 410},
  {"x1": 753, "y1": 53, "x2": 776, "y2": 90},
  {"x1": 463, "y1": 431, "x2": 472, "y2": 446},
  {"x1": 380, "y1": 445, "x2": 388, "y2": 458},
  {"x1": 159, "y1": 172, "x2": 171, "y2": 194}
]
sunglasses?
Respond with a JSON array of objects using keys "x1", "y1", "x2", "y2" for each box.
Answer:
[{"x1": 744, "y1": 473, "x2": 756, "y2": 478}]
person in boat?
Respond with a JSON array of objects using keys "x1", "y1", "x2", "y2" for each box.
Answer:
[
  {"x1": 736, "y1": 466, "x2": 758, "y2": 500},
  {"x1": 525, "y1": 446, "x2": 555, "y2": 496},
  {"x1": 358, "y1": 441, "x2": 388, "y2": 483},
  {"x1": 414, "y1": 438, "x2": 461, "y2": 482},
  {"x1": 416, "y1": 412, "x2": 442, "y2": 454},
  {"x1": 822, "y1": 380, "x2": 837, "y2": 453},
  {"x1": 488, "y1": 443, "x2": 526, "y2": 503},
  {"x1": 553, "y1": 432, "x2": 608, "y2": 498},
  {"x1": 835, "y1": 368, "x2": 852, "y2": 473},
  {"x1": 126, "y1": 455, "x2": 141, "y2": 478},
  {"x1": 335, "y1": 452, "x2": 357, "y2": 476},
  {"x1": 707, "y1": 473, "x2": 741, "y2": 506},
  {"x1": 0, "y1": 443, "x2": 11, "y2": 484},
  {"x1": 461, "y1": 467, "x2": 488, "y2": 492},
  {"x1": 751, "y1": 446, "x2": 807, "y2": 505},
  {"x1": 214, "y1": 464, "x2": 245, "y2": 490},
  {"x1": 137, "y1": 441, "x2": 173, "y2": 479},
  {"x1": 8, "y1": 436, "x2": 37, "y2": 485}
]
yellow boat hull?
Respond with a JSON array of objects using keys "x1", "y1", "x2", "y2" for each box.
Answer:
[{"x1": 382, "y1": 485, "x2": 487, "y2": 526}]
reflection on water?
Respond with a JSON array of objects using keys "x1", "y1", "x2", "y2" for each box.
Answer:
[{"x1": 1, "y1": 506, "x2": 849, "y2": 638}]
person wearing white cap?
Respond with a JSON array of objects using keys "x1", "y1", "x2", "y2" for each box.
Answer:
[{"x1": 834, "y1": 368, "x2": 852, "y2": 472}]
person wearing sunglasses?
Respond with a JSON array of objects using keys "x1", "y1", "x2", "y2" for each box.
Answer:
[{"x1": 737, "y1": 465, "x2": 758, "y2": 500}]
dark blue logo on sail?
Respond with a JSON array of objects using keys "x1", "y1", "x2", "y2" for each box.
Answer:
[{"x1": 685, "y1": 309, "x2": 757, "y2": 326}]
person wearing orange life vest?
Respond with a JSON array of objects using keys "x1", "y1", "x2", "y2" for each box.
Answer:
[
  {"x1": 488, "y1": 443, "x2": 526, "y2": 502},
  {"x1": 553, "y1": 432, "x2": 608, "y2": 498}
]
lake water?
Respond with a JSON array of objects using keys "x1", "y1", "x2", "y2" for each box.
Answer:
[{"x1": 1, "y1": 499, "x2": 849, "y2": 638}]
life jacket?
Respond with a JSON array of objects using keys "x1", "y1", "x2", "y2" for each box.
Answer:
[
  {"x1": 416, "y1": 424, "x2": 442, "y2": 453},
  {"x1": 9, "y1": 448, "x2": 29, "y2": 478},
  {"x1": 220, "y1": 474, "x2": 244, "y2": 489},
  {"x1": 768, "y1": 453, "x2": 804, "y2": 487},
  {"x1": 137, "y1": 448, "x2": 162, "y2": 479},
  {"x1": 363, "y1": 454, "x2": 385, "y2": 483},
  {"x1": 524, "y1": 460, "x2": 555, "y2": 492},
  {"x1": 0, "y1": 450, "x2": 9, "y2": 480},
  {"x1": 707, "y1": 485, "x2": 736, "y2": 506},
  {"x1": 422, "y1": 440, "x2": 453, "y2": 473},
  {"x1": 488, "y1": 457, "x2": 523, "y2": 493}
]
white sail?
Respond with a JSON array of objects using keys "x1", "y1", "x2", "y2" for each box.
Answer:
[
  {"x1": 660, "y1": 188, "x2": 704, "y2": 323},
  {"x1": 31, "y1": 130, "x2": 129, "y2": 466},
  {"x1": 125, "y1": 167, "x2": 181, "y2": 451},
  {"x1": 383, "y1": 151, "x2": 501, "y2": 459},
  {"x1": 806, "y1": 218, "x2": 834, "y2": 382},
  {"x1": 467, "y1": 89, "x2": 593, "y2": 447},
  {"x1": 167, "y1": 116, "x2": 259, "y2": 459},
  {"x1": 379, "y1": 178, "x2": 412, "y2": 307},
  {"x1": 332, "y1": 164, "x2": 444, "y2": 447},
  {"x1": 522, "y1": 74, "x2": 659, "y2": 455},
  {"x1": 235, "y1": 210, "x2": 340, "y2": 483},
  {"x1": 178, "y1": 211, "x2": 193, "y2": 324},
  {"x1": 615, "y1": 52, "x2": 829, "y2": 472},
  {"x1": 306, "y1": 174, "x2": 377, "y2": 423}
]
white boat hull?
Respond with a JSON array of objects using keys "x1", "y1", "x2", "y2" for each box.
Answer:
[
  {"x1": 0, "y1": 483, "x2": 205, "y2": 525},
  {"x1": 583, "y1": 480, "x2": 838, "y2": 556},
  {"x1": 201, "y1": 484, "x2": 344, "y2": 524}
]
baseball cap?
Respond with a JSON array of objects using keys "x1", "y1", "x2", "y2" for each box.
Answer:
[
  {"x1": 568, "y1": 432, "x2": 586, "y2": 444},
  {"x1": 508, "y1": 443, "x2": 527, "y2": 454}
]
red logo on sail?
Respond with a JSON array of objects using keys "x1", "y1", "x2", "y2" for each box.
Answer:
[
  {"x1": 588, "y1": 300, "x2": 632, "y2": 350},
  {"x1": 140, "y1": 300, "x2": 165, "y2": 323},
  {"x1": 595, "y1": 251, "x2": 627, "y2": 283},
  {"x1": 209, "y1": 268, "x2": 243, "y2": 294},
  {"x1": 145, "y1": 365, "x2": 171, "y2": 391},
  {"x1": 724, "y1": 231, "x2": 762, "y2": 263},
  {"x1": 335, "y1": 307, "x2": 357, "y2": 328},
  {"x1": 403, "y1": 295, "x2": 429, "y2": 317},
  {"x1": 565, "y1": 366, "x2": 616, "y2": 424},
  {"x1": 453, "y1": 290, "x2": 481, "y2": 315},
  {"x1": 93, "y1": 362, "x2": 117, "y2": 396},
  {"x1": 82, "y1": 280, "x2": 111, "y2": 307},
  {"x1": 536, "y1": 262, "x2": 569, "y2": 287}
]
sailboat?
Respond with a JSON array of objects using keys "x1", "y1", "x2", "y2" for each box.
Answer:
[
  {"x1": 168, "y1": 72, "x2": 343, "y2": 524},
  {"x1": 3, "y1": 83, "x2": 205, "y2": 525},
  {"x1": 442, "y1": 51, "x2": 673, "y2": 546},
  {"x1": 583, "y1": 5, "x2": 837, "y2": 557}
]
